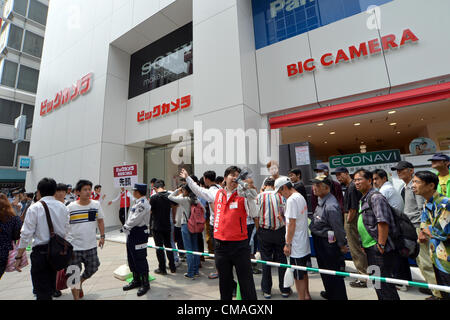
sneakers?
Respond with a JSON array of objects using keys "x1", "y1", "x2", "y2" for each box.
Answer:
[
  {"x1": 349, "y1": 280, "x2": 367, "y2": 288},
  {"x1": 396, "y1": 285, "x2": 408, "y2": 292},
  {"x1": 320, "y1": 291, "x2": 329, "y2": 300},
  {"x1": 281, "y1": 289, "x2": 292, "y2": 298},
  {"x1": 154, "y1": 268, "x2": 167, "y2": 275},
  {"x1": 53, "y1": 290, "x2": 62, "y2": 298},
  {"x1": 425, "y1": 295, "x2": 440, "y2": 301},
  {"x1": 184, "y1": 273, "x2": 195, "y2": 280},
  {"x1": 252, "y1": 267, "x2": 262, "y2": 275},
  {"x1": 208, "y1": 272, "x2": 219, "y2": 279},
  {"x1": 263, "y1": 292, "x2": 271, "y2": 299},
  {"x1": 194, "y1": 273, "x2": 200, "y2": 278},
  {"x1": 170, "y1": 267, "x2": 177, "y2": 274},
  {"x1": 419, "y1": 287, "x2": 432, "y2": 295}
]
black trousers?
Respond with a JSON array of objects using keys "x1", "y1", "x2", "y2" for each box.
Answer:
[
  {"x1": 127, "y1": 226, "x2": 149, "y2": 275},
  {"x1": 153, "y1": 230, "x2": 175, "y2": 271},
  {"x1": 30, "y1": 245, "x2": 56, "y2": 300},
  {"x1": 433, "y1": 265, "x2": 450, "y2": 300},
  {"x1": 257, "y1": 227, "x2": 290, "y2": 294},
  {"x1": 119, "y1": 207, "x2": 129, "y2": 226},
  {"x1": 173, "y1": 226, "x2": 185, "y2": 257},
  {"x1": 393, "y1": 255, "x2": 412, "y2": 281},
  {"x1": 197, "y1": 232, "x2": 204, "y2": 257},
  {"x1": 365, "y1": 246, "x2": 400, "y2": 300},
  {"x1": 0, "y1": 259, "x2": 6, "y2": 280},
  {"x1": 313, "y1": 236, "x2": 348, "y2": 300},
  {"x1": 214, "y1": 239, "x2": 257, "y2": 300}
]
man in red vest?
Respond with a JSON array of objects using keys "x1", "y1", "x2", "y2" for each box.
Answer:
[
  {"x1": 91, "y1": 185, "x2": 106, "y2": 203},
  {"x1": 181, "y1": 166, "x2": 258, "y2": 300},
  {"x1": 108, "y1": 187, "x2": 134, "y2": 225}
]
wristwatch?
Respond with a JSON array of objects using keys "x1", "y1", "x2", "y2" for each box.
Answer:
[
  {"x1": 15, "y1": 256, "x2": 23, "y2": 260},
  {"x1": 377, "y1": 242, "x2": 385, "y2": 250},
  {"x1": 100, "y1": 234, "x2": 106, "y2": 239},
  {"x1": 285, "y1": 243, "x2": 292, "y2": 247}
]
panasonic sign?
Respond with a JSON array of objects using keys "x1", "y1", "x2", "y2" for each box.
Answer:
[{"x1": 270, "y1": 0, "x2": 315, "y2": 18}]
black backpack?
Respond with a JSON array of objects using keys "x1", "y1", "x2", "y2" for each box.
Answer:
[
  {"x1": 368, "y1": 192, "x2": 419, "y2": 260},
  {"x1": 41, "y1": 201, "x2": 74, "y2": 271}
]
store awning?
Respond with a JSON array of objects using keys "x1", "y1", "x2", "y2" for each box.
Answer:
[{"x1": 269, "y1": 82, "x2": 450, "y2": 129}]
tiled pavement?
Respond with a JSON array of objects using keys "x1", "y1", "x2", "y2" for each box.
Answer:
[{"x1": 0, "y1": 229, "x2": 429, "y2": 300}]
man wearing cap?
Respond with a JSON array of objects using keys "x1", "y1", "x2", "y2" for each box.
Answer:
[
  {"x1": 310, "y1": 164, "x2": 344, "y2": 213},
  {"x1": 428, "y1": 153, "x2": 450, "y2": 197},
  {"x1": 276, "y1": 176, "x2": 311, "y2": 300},
  {"x1": 64, "y1": 185, "x2": 76, "y2": 205},
  {"x1": 122, "y1": 183, "x2": 151, "y2": 296},
  {"x1": 333, "y1": 167, "x2": 367, "y2": 288},
  {"x1": 310, "y1": 174, "x2": 349, "y2": 300},
  {"x1": 392, "y1": 161, "x2": 438, "y2": 298}
]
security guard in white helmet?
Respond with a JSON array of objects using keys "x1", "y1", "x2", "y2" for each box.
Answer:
[{"x1": 121, "y1": 183, "x2": 151, "y2": 296}]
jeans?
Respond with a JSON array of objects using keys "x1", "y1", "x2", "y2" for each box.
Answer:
[{"x1": 181, "y1": 224, "x2": 200, "y2": 277}]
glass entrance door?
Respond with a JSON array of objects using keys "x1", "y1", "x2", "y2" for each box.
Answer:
[{"x1": 144, "y1": 141, "x2": 194, "y2": 191}]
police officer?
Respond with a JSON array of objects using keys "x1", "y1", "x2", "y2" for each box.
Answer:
[{"x1": 122, "y1": 184, "x2": 151, "y2": 296}]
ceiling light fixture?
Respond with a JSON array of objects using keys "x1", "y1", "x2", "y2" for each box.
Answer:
[
  {"x1": 317, "y1": 123, "x2": 324, "y2": 126},
  {"x1": 330, "y1": 132, "x2": 336, "y2": 135},
  {"x1": 388, "y1": 110, "x2": 396, "y2": 114},
  {"x1": 354, "y1": 123, "x2": 361, "y2": 126},
  {"x1": 389, "y1": 122, "x2": 397, "y2": 126}
]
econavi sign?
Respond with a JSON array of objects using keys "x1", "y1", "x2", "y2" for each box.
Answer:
[
  {"x1": 252, "y1": 0, "x2": 393, "y2": 50},
  {"x1": 329, "y1": 149, "x2": 401, "y2": 169}
]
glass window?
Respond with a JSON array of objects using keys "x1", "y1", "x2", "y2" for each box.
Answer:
[
  {"x1": 0, "y1": 98, "x2": 21, "y2": 125},
  {"x1": 16, "y1": 141, "x2": 30, "y2": 161},
  {"x1": 22, "y1": 104, "x2": 34, "y2": 127},
  {"x1": 1, "y1": 60, "x2": 18, "y2": 88},
  {"x1": 0, "y1": 139, "x2": 16, "y2": 167},
  {"x1": 17, "y1": 65, "x2": 39, "y2": 93},
  {"x1": 28, "y1": 0, "x2": 48, "y2": 26},
  {"x1": 23, "y1": 31, "x2": 44, "y2": 57},
  {"x1": 13, "y1": 0, "x2": 28, "y2": 16},
  {"x1": 7, "y1": 24, "x2": 24, "y2": 51}
]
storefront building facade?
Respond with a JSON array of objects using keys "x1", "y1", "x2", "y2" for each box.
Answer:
[{"x1": 27, "y1": 0, "x2": 450, "y2": 227}]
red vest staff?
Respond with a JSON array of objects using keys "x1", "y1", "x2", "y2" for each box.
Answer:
[{"x1": 108, "y1": 187, "x2": 134, "y2": 225}]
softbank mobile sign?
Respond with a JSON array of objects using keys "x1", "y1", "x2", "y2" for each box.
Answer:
[
  {"x1": 113, "y1": 165, "x2": 138, "y2": 188},
  {"x1": 287, "y1": 29, "x2": 418, "y2": 77}
]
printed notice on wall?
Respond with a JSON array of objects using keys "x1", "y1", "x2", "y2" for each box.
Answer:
[{"x1": 295, "y1": 146, "x2": 310, "y2": 166}]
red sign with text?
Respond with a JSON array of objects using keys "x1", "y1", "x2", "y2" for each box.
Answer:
[
  {"x1": 137, "y1": 94, "x2": 191, "y2": 123},
  {"x1": 113, "y1": 164, "x2": 138, "y2": 188},
  {"x1": 286, "y1": 29, "x2": 419, "y2": 77},
  {"x1": 40, "y1": 73, "x2": 93, "y2": 116}
]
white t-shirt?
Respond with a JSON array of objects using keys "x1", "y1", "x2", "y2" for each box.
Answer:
[
  {"x1": 67, "y1": 200, "x2": 104, "y2": 251},
  {"x1": 284, "y1": 192, "x2": 311, "y2": 258}
]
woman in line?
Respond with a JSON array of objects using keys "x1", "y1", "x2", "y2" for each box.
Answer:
[
  {"x1": 169, "y1": 185, "x2": 204, "y2": 279},
  {"x1": 0, "y1": 193, "x2": 23, "y2": 279}
]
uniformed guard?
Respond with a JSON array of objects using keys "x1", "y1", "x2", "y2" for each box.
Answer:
[{"x1": 121, "y1": 183, "x2": 151, "y2": 296}]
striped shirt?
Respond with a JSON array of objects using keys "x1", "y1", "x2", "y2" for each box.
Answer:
[
  {"x1": 256, "y1": 191, "x2": 286, "y2": 230},
  {"x1": 67, "y1": 200, "x2": 104, "y2": 251}
]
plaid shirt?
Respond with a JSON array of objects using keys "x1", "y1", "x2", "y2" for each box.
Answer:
[
  {"x1": 420, "y1": 192, "x2": 450, "y2": 274},
  {"x1": 359, "y1": 188, "x2": 398, "y2": 252}
]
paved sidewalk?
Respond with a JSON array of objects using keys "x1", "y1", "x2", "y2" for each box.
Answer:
[{"x1": 0, "y1": 229, "x2": 429, "y2": 300}]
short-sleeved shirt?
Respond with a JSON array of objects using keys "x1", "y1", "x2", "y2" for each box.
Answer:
[
  {"x1": 150, "y1": 191, "x2": 177, "y2": 232},
  {"x1": 343, "y1": 181, "x2": 362, "y2": 213},
  {"x1": 285, "y1": 192, "x2": 311, "y2": 258},
  {"x1": 67, "y1": 200, "x2": 104, "y2": 251}
]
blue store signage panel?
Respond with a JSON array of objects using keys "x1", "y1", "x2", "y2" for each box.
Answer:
[{"x1": 252, "y1": 0, "x2": 393, "y2": 50}]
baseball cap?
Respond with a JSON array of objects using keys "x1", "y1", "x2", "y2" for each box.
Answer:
[
  {"x1": 314, "y1": 164, "x2": 329, "y2": 172},
  {"x1": 391, "y1": 161, "x2": 414, "y2": 171},
  {"x1": 310, "y1": 174, "x2": 332, "y2": 187},
  {"x1": 428, "y1": 153, "x2": 450, "y2": 162},
  {"x1": 274, "y1": 176, "x2": 291, "y2": 193},
  {"x1": 331, "y1": 167, "x2": 349, "y2": 175},
  {"x1": 132, "y1": 183, "x2": 147, "y2": 195}
]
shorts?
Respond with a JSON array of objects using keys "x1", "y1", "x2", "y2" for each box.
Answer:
[
  {"x1": 68, "y1": 248, "x2": 100, "y2": 280},
  {"x1": 290, "y1": 254, "x2": 311, "y2": 280}
]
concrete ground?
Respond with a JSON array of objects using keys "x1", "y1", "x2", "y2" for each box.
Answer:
[{"x1": 0, "y1": 229, "x2": 430, "y2": 300}]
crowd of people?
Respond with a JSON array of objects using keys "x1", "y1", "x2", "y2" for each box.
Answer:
[{"x1": 0, "y1": 152, "x2": 449, "y2": 301}]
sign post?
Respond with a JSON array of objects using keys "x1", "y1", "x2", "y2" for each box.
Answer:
[{"x1": 113, "y1": 164, "x2": 138, "y2": 223}]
